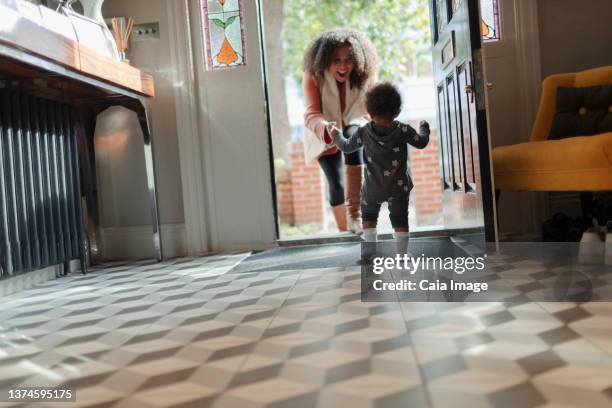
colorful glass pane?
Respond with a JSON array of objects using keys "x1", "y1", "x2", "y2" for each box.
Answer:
[
  {"x1": 480, "y1": 0, "x2": 501, "y2": 42},
  {"x1": 201, "y1": 0, "x2": 246, "y2": 71}
]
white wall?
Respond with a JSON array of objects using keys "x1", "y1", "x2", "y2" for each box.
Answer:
[
  {"x1": 538, "y1": 0, "x2": 612, "y2": 77},
  {"x1": 98, "y1": 0, "x2": 186, "y2": 259},
  {"x1": 537, "y1": 0, "x2": 612, "y2": 218},
  {"x1": 489, "y1": 0, "x2": 611, "y2": 238}
]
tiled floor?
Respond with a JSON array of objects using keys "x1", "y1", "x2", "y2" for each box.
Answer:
[{"x1": 1, "y1": 250, "x2": 612, "y2": 408}]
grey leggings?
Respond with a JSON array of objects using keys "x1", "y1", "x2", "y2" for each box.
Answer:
[{"x1": 318, "y1": 125, "x2": 364, "y2": 206}]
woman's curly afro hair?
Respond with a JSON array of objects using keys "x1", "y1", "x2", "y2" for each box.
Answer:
[{"x1": 303, "y1": 28, "x2": 378, "y2": 89}]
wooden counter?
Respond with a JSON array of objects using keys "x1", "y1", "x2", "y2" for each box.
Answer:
[{"x1": 0, "y1": 1, "x2": 155, "y2": 97}]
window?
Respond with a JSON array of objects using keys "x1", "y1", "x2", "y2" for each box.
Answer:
[
  {"x1": 480, "y1": 0, "x2": 501, "y2": 42},
  {"x1": 201, "y1": 0, "x2": 246, "y2": 70}
]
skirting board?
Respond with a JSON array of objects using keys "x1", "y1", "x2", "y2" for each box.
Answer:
[
  {"x1": 0, "y1": 260, "x2": 80, "y2": 297},
  {"x1": 99, "y1": 223, "x2": 187, "y2": 261}
]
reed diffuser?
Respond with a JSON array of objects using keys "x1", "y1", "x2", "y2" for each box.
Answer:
[{"x1": 111, "y1": 17, "x2": 134, "y2": 62}]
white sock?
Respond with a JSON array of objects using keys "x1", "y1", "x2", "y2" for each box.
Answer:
[
  {"x1": 394, "y1": 231, "x2": 409, "y2": 255},
  {"x1": 362, "y1": 228, "x2": 377, "y2": 242},
  {"x1": 360, "y1": 228, "x2": 377, "y2": 260}
]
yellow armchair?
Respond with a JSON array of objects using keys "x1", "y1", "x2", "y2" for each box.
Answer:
[{"x1": 493, "y1": 66, "x2": 612, "y2": 192}]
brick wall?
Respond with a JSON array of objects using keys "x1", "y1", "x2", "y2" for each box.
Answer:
[
  {"x1": 276, "y1": 169, "x2": 294, "y2": 225},
  {"x1": 278, "y1": 142, "x2": 325, "y2": 226},
  {"x1": 410, "y1": 128, "x2": 443, "y2": 226}
]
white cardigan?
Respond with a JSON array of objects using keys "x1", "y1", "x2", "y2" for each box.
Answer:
[{"x1": 303, "y1": 71, "x2": 369, "y2": 162}]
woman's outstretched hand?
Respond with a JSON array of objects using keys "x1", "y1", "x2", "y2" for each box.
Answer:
[
  {"x1": 323, "y1": 121, "x2": 341, "y2": 147},
  {"x1": 324, "y1": 121, "x2": 341, "y2": 136}
]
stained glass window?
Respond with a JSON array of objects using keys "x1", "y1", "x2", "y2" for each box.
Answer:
[
  {"x1": 480, "y1": 0, "x2": 501, "y2": 42},
  {"x1": 201, "y1": 0, "x2": 246, "y2": 71}
]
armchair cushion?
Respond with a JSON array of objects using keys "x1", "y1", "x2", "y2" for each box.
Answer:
[
  {"x1": 530, "y1": 66, "x2": 612, "y2": 142},
  {"x1": 493, "y1": 132, "x2": 612, "y2": 191},
  {"x1": 493, "y1": 66, "x2": 612, "y2": 193},
  {"x1": 549, "y1": 85, "x2": 612, "y2": 139}
]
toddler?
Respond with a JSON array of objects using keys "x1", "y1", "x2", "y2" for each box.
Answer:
[{"x1": 327, "y1": 82, "x2": 430, "y2": 257}]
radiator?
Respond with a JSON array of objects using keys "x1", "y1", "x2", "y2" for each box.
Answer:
[{"x1": 0, "y1": 89, "x2": 85, "y2": 278}]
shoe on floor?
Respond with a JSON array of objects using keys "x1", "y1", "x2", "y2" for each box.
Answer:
[
  {"x1": 578, "y1": 220, "x2": 605, "y2": 264},
  {"x1": 347, "y1": 217, "x2": 362, "y2": 234}
]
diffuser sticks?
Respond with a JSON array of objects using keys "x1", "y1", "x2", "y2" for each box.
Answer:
[{"x1": 111, "y1": 17, "x2": 134, "y2": 61}]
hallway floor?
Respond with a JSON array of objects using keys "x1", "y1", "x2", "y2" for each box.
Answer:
[{"x1": 1, "y1": 248, "x2": 612, "y2": 408}]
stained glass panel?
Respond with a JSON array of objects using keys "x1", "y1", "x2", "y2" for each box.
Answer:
[
  {"x1": 201, "y1": 0, "x2": 246, "y2": 71},
  {"x1": 480, "y1": 0, "x2": 501, "y2": 42}
]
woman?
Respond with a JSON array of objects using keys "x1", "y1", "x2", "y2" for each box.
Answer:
[{"x1": 302, "y1": 28, "x2": 378, "y2": 233}]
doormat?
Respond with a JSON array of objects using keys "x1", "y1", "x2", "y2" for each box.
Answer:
[{"x1": 230, "y1": 237, "x2": 455, "y2": 273}]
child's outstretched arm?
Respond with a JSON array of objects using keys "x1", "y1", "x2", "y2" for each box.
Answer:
[
  {"x1": 328, "y1": 123, "x2": 364, "y2": 153},
  {"x1": 399, "y1": 121, "x2": 430, "y2": 149}
]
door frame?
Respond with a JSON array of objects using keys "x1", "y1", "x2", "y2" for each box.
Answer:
[
  {"x1": 259, "y1": 0, "x2": 502, "y2": 241},
  {"x1": 255, "y1": 0, "x2": 281, "y2": 240},
  {"x1": 168, "y1": 0, "x2": 278, "y2": 252},
  {"x1": 167, "y1": 0, "x2": 218, "y2": 254},
  {"x1": 468, "y1": 0, "x2": 498, "y2": 242}
]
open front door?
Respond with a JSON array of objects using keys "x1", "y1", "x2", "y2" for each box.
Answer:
[{"x1": 429, "y1": 0, "x2": 497, "y2": 241}]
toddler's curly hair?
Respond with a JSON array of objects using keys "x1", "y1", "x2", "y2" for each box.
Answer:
[
  {"x1": 303, "y1": 28, "x2": 378, "y2": 89},
  {"x1": 365, "y1": 82, "x2": 402, "y2": 119}
]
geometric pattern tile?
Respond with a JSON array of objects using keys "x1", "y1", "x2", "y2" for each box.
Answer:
[
  {"x1": 488, "y1": 382, "x2": 547, "y2": 408},
  {"x1": 0, "y1": 249, "x2": 612, "y2": 407}
]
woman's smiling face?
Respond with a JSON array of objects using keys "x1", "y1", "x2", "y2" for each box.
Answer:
[{"x1": 329, "y1": 45, "x2": 354, "y2": 83}]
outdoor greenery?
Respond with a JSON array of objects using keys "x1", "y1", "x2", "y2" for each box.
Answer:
[
  {"x1": 280, "y1": 223, "x2": 323, "y2": 237},
  {"x1": 282, "y1": 0, "x2": 432, "y2": 86}
]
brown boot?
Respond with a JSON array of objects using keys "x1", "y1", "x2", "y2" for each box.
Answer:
[
  {"x1": 331, "y1": 203, "x2": 348, "y2": 232},
  {"x1": 345, "y1": 165, "x2": 363, "y2": 233}
]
